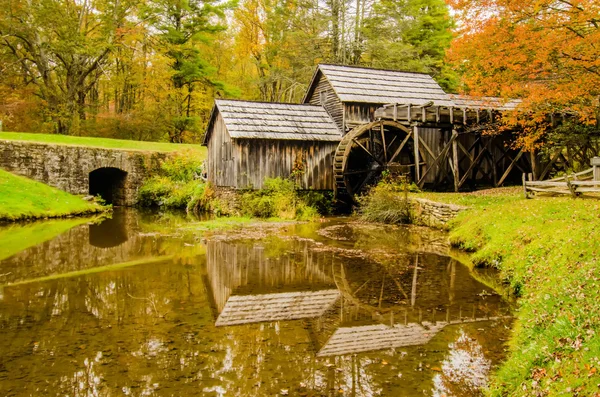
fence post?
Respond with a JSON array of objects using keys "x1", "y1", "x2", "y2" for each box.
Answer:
[{"x1": 592, "y1": 157, "x2": 600, "y2": 181}]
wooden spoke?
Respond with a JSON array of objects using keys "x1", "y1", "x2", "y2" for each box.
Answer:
[
  {"x1": 344, "y1": 169, "x2": 372, "y2": 176},
  {"x1": 353, "y1": 138, "x2": 383, "y2": 166},
  {"x1": 388, "y1": 131, "x2": 413, "y2": 164}
]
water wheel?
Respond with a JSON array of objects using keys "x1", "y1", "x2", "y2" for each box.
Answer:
[{"x1": 333, "y1": 120, "x2": 426, "y2": 202}]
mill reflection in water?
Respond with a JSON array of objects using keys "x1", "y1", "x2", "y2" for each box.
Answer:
[
  {"x1": 205, "y1": 238, "x2": 510, "y2": 357},
  {"x1": 0, "y1": 212, "x2": 513, "y2": 396}
]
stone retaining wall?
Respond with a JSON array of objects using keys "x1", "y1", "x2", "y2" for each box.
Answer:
[
  {"x1": 409, "y1": 198, "x2": 467, "y2": 229},
  {"x1": 0, "y1": 139, "x2": 167, "y2": 205}
]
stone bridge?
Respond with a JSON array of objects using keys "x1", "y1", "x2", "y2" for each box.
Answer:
[{"x1": 0, "y1": 139, "x2": 168, "y2": 205}]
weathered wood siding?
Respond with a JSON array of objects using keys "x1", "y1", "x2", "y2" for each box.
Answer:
[
  {"x1": 416, "y1": 127, "x2": 446, "y2": 184},
  {"x1": 343, "y1": 103, "x2": 380, "y2": 131},
  {"x1": 234, "y1": 139, "x2": 338, "y2": 190},
  {"x1": 306, "y1": 74, "x2": 344, "y2": 131},
  {"x1": 207, "y1": 113, "x2": 236, "y2": 187}
]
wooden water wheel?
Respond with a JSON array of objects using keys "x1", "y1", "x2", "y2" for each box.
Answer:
[{"x1": 333, "y1": 120, "x2": 427, "y2": 202}]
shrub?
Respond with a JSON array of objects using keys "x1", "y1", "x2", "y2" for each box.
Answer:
[
  {"x1": 138, "y1": 152, "x2": 204, "y2": 209},
  {"x1": 239, "y1": 177, "x2": 323, "y2": 220},
  {"x1": 358, "y1": 177, "x2": 411, "y2": 224}
]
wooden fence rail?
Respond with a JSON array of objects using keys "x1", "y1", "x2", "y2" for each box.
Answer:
[{"x1": 523, "y1": 157, "x2": 600, "y2": 198}]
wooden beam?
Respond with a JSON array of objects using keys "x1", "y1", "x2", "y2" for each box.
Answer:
[
  {"x1": 498, "y1": 150, "x2": 524, "y2": 186},
  {"x1": 414, "y1": 126, "x2": 421, "y2": 182},
  {"x1": 380, "y1": 122, "x2": 387, "y2": 162},
  {"x1": 458, "y1": 147, "x2": 487, "y2": 188},
  {"x1": 419, "y1": 139, "x2": 436, "y2": 160},
  {"x1": 530, "y1": 150, "x2": 537, "y2": 181},
  {"x1": 452, "y1": 135, "x2": 460, "y2": 192},
  {"x1": 388, "y1": 130, "x2": 413, "y2": 164},
  {"x1": 593, "y1": 157, "x2": 600, "y2": 181},
  {"x1": 418, "y1": 131, "x2": 458, "y2": 187}
]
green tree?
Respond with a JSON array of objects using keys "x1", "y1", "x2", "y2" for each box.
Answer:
[
  {"x1": 144, "y1": 0, "x2": 236, "y2": 142},
  {"x1": 361, "y1": 0, "x2": 457, "y2": 91}
]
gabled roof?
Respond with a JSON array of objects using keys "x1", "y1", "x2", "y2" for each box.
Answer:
[
  {"x1": 215, "y1": 289, "x2": 340, "y2": 326},
  {"x1": 203, "y1": 99, "x2": 342, "y2": 144},
  {"x1": 304, "y1": 64, "x2": 455, "y2": 107}
]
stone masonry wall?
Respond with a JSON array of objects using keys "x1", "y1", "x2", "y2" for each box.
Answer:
[
  {"x1": 0, "y1": 140, "x2": 167, "y2": 205},
  {"x1": 409, "y1": 198, "x2": 467, "y2": 229}
]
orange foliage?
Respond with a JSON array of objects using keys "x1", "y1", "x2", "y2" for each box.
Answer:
[{"x1": 447, "y1": 0, "x2": 600, "y2": 149}]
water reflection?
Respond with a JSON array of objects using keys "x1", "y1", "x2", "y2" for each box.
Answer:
[
  {"x1": 88, "y1": 209, "x2": 129, "y2": 248},
  {"x1": 0, "y1": 211, "x2": 512, "y2": 396}
]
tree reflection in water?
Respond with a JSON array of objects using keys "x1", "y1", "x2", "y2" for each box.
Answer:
[{"x1": 0, "y1": 213, "x2": 513, "y2": 396}]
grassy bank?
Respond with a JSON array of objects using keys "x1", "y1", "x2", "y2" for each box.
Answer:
[
  {"x1": 419, "y1": 189, "x2": 600, "y2": 396},
  {"x1": 0, "y1": 131, "x2": 205, "y2": 155},
  {"x1": 0, "y1": 169, "x2": 105, "y2": 222}
]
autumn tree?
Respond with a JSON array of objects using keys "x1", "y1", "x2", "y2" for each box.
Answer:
[
  {"x1": 233, "y1": 0, "x2": 329, "y2": 102},
  {"x1": 0, "y1": 0, "x2": 136, "y2": 134},
  {"x1": 448, "y1": 0, "x2": 600, "y2": 150}
]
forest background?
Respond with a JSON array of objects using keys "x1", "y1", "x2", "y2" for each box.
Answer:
[{"x1": 0, "y1": 0, "x2": 598, "y2": 148}]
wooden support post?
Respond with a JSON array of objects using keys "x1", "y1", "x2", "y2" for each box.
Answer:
[
  {"x1": 407, "y1": 104, "x2": 412, "y2": 123},
  {"x1": 566, "y1": 176, "x2": 577, "y2": 198},
  {"x1": 452, "y1": 131, "x2": 459, "y2": 192},
  {"x1": 413, "y1": 125, "x2": 421, "y2": 182},
  {"x1": 522, "y1": 173, "x2": 529, "y2": 199},
  {"x1": 592, "y1": 157, "x2": 600, "y2": 181},
  {"x1": 393, "y1": 104, "x2": 398, "y2": 121},
  {"x1": 530, "y1": 150, "x2": 537, "y2": 181}
]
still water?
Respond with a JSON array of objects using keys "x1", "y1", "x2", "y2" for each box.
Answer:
[{"x1": 0, "y1": 209, "x2": 512, "y2": 396}]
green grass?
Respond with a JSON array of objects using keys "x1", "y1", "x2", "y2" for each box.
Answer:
[
  {"x1": 422, "y1": 189, "x2": 600, "y2": 396},
  {"x1": 0, "y1": 217, "x2": 98, "y2": 261},
  {"x1": 0, "y1": 169, "x2": 105, "y2": 222},
  {"x1": 0, "y1": 131, "x2": 206, "y2": 155}
]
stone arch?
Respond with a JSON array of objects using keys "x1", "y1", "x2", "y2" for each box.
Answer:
[{"x1": 89, "y1": 167, "x2": 128, "y2": 205}]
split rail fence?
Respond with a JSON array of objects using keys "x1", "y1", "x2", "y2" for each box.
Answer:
[{"x1": 523, "y1": 157, "x2": 600, "y2": 198}]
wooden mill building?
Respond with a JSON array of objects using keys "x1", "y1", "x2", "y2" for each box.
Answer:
[
  {"x1": 203, "y1": 99, "x2": 341, "y2": 189},
  {"x1": 204, "y1": 64, "x2": 532, "y2": 198}
]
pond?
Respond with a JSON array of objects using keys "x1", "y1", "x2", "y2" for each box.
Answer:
[{"x1": 0, "y1": 209, "x2": 513, "y2": 396}]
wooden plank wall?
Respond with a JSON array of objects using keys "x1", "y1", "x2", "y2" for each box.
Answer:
[
  {"x1": 344, "y1": 103, "x2": 380, "y2": 130},
  {"x1": 307, "y1": 74, "x2": 344, "y2": 131},
  {"x1": 207, "y1": 112, "x2": 236, "y2": 187},
  {"x1": 234, "y1": 139, "x2": 338, "y2": 190}
]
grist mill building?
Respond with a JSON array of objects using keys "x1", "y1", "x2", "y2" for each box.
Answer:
[{"x1": 204, "y1": 64, "x2": 530, "y2": 200}]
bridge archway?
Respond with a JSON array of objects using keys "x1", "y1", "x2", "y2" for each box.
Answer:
[{"x1": 89, "y1": 167, "x2": 128, "y2": 205}]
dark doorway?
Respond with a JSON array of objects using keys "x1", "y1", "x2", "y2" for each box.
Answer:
[{"x1": 89, "y1": 167, "x2": 127, "y2": 205}]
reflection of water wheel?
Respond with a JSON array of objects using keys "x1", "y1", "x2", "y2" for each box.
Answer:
[
  {"x1": 333, "y1": 120, "x2": 427, "y2": 202},
  {"x1": 332, "y1": 260, "x2": 413, "y2": 315}
]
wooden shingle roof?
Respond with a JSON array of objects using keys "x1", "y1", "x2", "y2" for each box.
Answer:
[
  {"x1": 307, "y1": 64, "x2": 455, "y2": 107},
  {"x1": 204, "y1": 99, "x2": 342, "y2": 143},
  {"x1": 215, "y1": 289, "x2": 340, "y2": 326}
]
